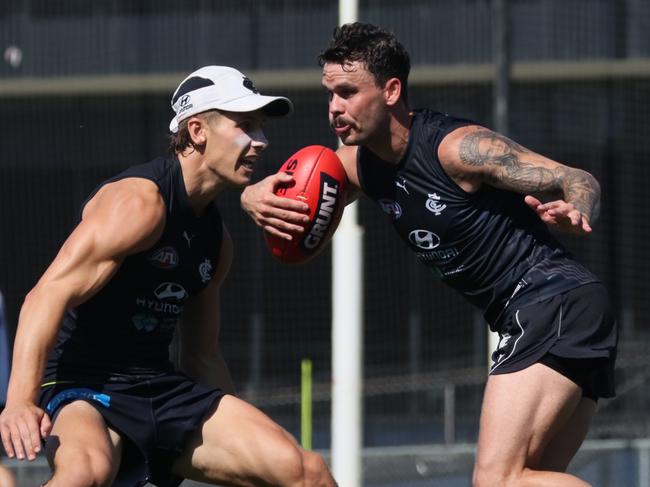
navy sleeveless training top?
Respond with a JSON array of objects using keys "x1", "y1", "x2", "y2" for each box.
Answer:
[
  {"x1": 45, "y1": 157, "x2": 224, "y2": 382},
  {"x1": 357, "y1": 109, "x2": 598, "y2": 326}
]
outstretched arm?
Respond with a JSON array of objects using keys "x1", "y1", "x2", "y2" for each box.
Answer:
[
  {"x1": 439, "y1": 126, "x2": 601, "y2": 234},
  {"x1": 0, "y1": 178, "x2": 165, "y2": 461}
]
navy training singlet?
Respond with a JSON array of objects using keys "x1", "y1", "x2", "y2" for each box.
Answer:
[
  {"x1": 357, "y1": 109, "x2": 598, "y2": 327},
  {"x1": 45, "y1": 157, "x2": 224, "y2": 383}
]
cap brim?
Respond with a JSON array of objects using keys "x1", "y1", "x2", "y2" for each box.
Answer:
[
  {"x1": 216, "y1": 94, "x2": 293, "y2": 117},
  {"x1": 262, "y1": 97, "x2": 294, "y2": 117}
]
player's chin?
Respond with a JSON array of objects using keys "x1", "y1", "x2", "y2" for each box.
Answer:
[
  {"x1": 230, "y1": 170, "x2": 253, "y2": 188},
  {"x1": 235, "y1": 163, "x2": 255, "y2": 181},
  {"x1": 339, "y1": 133, "x2": 361, "y2": 146},
  {"x1": 239, "y1": 174, "x2": 254, "y2": 187}
]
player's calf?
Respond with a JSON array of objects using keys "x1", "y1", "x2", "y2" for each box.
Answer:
[{"x1": 256, "y1": 443, "x2": 334, "y2": 487}]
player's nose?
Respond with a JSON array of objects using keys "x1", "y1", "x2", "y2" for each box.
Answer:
[
  {"x1": 328, "y1": 94, "x2": 344, "y2": 116},
  {"x1": 250, "y1": 129, "x2": 268, "y2": 150}
]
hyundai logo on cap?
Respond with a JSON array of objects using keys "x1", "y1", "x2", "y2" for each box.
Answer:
[{"x1": 169, "y1": 66, "x2": 293, "y2": 133}]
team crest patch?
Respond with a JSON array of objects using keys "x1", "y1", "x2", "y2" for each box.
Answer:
[
  {"x1": 199, "y1": 258, "x2": 213, "y2": 283},
  {"x1": 425, "y1": 193, "x2": 446, "y2": 216}
]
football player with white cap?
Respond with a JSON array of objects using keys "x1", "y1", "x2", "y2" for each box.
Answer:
[{"x1": 1, "y1": 65, "x2": 336, "y2": 487}]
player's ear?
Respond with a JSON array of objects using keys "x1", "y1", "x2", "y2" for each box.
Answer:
[
  {"x1": 384, "y1": 78, "x2": 402, "y2": 107},
  {"x1": 186, "y1": 116, "x2": 207, "y2": 146}
]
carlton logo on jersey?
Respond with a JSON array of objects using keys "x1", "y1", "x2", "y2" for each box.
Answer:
[
  {"x1": 199, "y1": 258, "x2": 213, "y2": 283},
  {"x1": 301, "y1": 174, "x2": 341, "y2": 250},
  {"x1": 408, "y1": 229, "x2": 440, "y2": 250},
  {"x1": 425, "y1": 193, "x2": 447, "y2": 216}
]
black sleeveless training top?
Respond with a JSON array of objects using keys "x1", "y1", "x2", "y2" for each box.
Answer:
[
  {"x1": 45, "y1": 157, "x2": 224, "y2": 383},
  {"x1": 357, "y1": 109, "x2": 598, "y2": 326}
]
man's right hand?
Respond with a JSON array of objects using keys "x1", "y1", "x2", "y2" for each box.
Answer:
[
  {"x1": 0, "y1": 401, "x2": 52, "y2": 460},
  {"x1": 240, "y1": 172, "x2": 311, "y2": 241}
]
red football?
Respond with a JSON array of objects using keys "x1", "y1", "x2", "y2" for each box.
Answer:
[{"x1": 265, "y1": 145, "x2": 347, "y2": 264}]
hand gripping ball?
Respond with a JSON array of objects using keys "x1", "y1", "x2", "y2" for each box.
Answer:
[{"x1": 265, "y1": 145, "x2": 347, "y2": 264}]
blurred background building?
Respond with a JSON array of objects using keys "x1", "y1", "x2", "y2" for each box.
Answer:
[{"x1": 1, "y1": 0, "x2": 649, "y2": 485}]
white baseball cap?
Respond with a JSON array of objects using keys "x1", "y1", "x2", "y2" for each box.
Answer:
[{"x1": 169, "y1": 66, "x2": 293, "y2": 133}]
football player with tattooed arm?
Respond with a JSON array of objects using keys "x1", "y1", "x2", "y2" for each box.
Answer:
[{"x1": 241, "y1": 23, "x2": 617, "y2": 487}]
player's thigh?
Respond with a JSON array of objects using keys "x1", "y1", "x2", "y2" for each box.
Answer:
[
  {"x1": 173, "y1": 394, "x2": 307, "y2": 485},
  {"x1": 475, "y1": 363, "x2": 583, "y2": 474},
  {"x1": 46, "y1": 400, "x2": 122, "y2": 484}
]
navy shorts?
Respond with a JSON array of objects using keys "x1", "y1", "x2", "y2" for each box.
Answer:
[
  {"x1": 489, "y1": 282, "x2": 618, "y2": 399},
  {"x1": 38, "y1": 373, "x2": 225, "y2": 487}
]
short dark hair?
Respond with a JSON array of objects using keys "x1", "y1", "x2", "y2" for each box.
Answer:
[
  {"x1": 167, "y1": 110, "x2": 220, "y2": 156},
  {"x1": 318, "y1": 22, "x2": 411, "y2": 104}
]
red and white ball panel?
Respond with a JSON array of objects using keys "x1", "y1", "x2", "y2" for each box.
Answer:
[{"x1": 265, "y1": 145, "x2": 347, "y2": 264}]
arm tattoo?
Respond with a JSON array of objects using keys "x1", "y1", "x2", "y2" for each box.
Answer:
[
  {"x1": 562, "y1": 168, "x2": 601, "y2": 222},
  {"x1": 459, "y1": 130, "x2": 557, "y2": 193},
  {"x1": 458, "y1": 130, "x2": 601, "y2": 221}
]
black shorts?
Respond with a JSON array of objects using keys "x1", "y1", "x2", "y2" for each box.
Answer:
[
  {"x1": 489, "y1": 282, "x2": 618, "y2": 399},
  {"x1": 38, "y1": 373, "x2": 225, "y2": 487}
]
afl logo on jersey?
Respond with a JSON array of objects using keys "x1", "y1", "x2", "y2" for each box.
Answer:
[
  {"x1": 379, "y1": 198, "x2": 402, "y2": 220},
  {"x1": 148, "y1": 246, "x2": 179, "y2": 269},
  {"x1": 409, "y1": 229, "x2": 440, "y2": 250}
]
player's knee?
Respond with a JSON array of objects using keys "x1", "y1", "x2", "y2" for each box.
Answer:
[
  {"x1": 302, "y1": 450, "x2": 333, "y2": 486},
  {"x1": 473, "y1": 461, "x2": 518, "y2": 487},
  {"x1": 51, "y1": 448, "x2": 116, "y2": 487},
  {"x1": 271, "y1": 443, "x2": 307, "y2": 486},
  {"x1": 473, "y1": 471, "x2": 507, "y2": 487},
  {"x1": 262, "y1": 440, "x2": 333, "y2": 487}
]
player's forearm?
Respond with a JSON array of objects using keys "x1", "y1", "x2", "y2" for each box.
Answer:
[
  {"x1": 7, "y1": 290, "x2": 66, "y2": 403},
  {"x1": 561, "y1": 168, "x2": 601, "y2": 223}
]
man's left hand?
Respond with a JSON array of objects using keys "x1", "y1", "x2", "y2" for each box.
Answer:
[{"x1": 525, "y1": 195, "x2": 592, "y2": 235}]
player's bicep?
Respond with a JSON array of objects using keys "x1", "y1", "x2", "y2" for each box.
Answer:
[
  {"x1": 444, "y1": 125, "x2": 567, "y2": 195},
  {"x1": 35, "y1": 222, "x2": 124, "y2": 307},
  {"x1": 37, "y1": 180, "x2": 165, "y2": 307}
]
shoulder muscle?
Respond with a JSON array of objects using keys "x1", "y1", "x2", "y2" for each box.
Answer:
[{"x1": 82, "y1": 177, "x2": 166, "y2": 257}]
